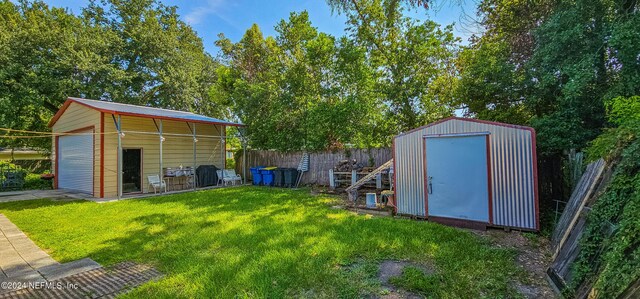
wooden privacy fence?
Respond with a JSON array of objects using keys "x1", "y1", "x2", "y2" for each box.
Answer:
[{"x1": 237, "y1": 148, "x2": 392, "y2": 186}]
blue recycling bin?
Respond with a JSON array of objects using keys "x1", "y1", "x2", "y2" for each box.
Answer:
[
  {"x1": 250, "y1": 167, "x2": 264, "y2": 185},
  {"x1": 261, "y1": 168, "x2": 275, "y2": 186}
]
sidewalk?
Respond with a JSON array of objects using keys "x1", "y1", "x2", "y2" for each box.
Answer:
[{"x1": 0, "y1": 190, "x2": 90, "y2": 203}]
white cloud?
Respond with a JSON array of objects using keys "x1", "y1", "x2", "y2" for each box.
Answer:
[{"x1": 184, "y1": 0, "x2": 228, "y2": 25}]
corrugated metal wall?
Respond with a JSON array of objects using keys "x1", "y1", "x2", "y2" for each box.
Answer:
[{"x1": 393, "y1": 118, "x2": 538, "y2": 230}]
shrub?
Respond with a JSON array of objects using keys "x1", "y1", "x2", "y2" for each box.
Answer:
[
  {"x1": 23, "y1": 173, "x2": 52, "y2": 190},
  {"x1": 569, "y1": 96, "x2": 640, "y2": 298},
  {"x1": 226, "y1": 158, "x2": 236, "y2": 169},
  {"x1": 0, "y1": 161, "x2": 52, "y2": 191}
]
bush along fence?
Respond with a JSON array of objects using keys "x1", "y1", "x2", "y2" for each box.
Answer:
[
  {"x1": 237, "y1": 148, "x2": 392, "y2": 186},
  {"x1": 548, "y1": 97, "x2": 640, "y2": 298}
]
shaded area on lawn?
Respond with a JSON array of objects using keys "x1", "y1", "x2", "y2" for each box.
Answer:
[{"x1": 0, "y1": 187, "x2": 526, "y2": 298}]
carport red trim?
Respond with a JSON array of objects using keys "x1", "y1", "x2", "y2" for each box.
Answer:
[
  {"x1": 486, "y1": 134, "x2": 493, "y2": 225},
  {"x1": 48, "y1": 98, "x2": 244, "y2": 128},
  {"x1": 396, "y1": 117, "x2": 535, "y2": 137},
  {"x1": 100, "y1": 112, "x2": 105, "y2": 198}
]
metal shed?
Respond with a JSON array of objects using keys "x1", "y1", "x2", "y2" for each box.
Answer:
[{"x1": 392, "y1": 117, "x2": 539, "y2": 231}]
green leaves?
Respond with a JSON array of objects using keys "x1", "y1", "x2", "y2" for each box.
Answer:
[
  {"x1": 0, "y1": 0, "x2": 219, "y2": 151},
  {"x1": 339, "y1": 0, "x2": 459, "y2": 132},
  {"x1": 216, "y1": 1, "x2": 460, "y2": 151},
  {"x1": 606, "y1": 96, "x2": 640, "y2": 126},
  {"x1": 213, "y1": 11, "x2": 387, "y2": 151},
  {"x1": 455, "y1": 0, "x2": 640, "y2": 157},
  {"x1": 568, "y1": 96, "x2": 640, "y2": 298}
]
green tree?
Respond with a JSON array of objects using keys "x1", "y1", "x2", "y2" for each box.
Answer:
[
  {"x1": 456, "y1": 38, "x2": 531, "y2": 124},
  {"x1": 83, "y1": 0, "x2": 219, "y2": 115},
  {"x1": 455, "y1": 0, "x2": 555, "y2": 126},
  {"x1": 330, "y1": 0, "x2": 459, "y2": 133},
  {"x1": 572, "y1": 96, "x2": 640, "y2": 298},
  {"x1": 528, "y1": 0, "x2": 639, "y2": 155},
  {"x1": 0, "y1": 0, "x2": 121, "y2": 150},
  {"x1": 213, "y1": 12, "x2": 381, "y2": 151},
  {"x1": 0, "y1": 0, "x2": 219, "y2": 151},
  {"x1": 456, "y1": 0, "x2": 639, "y2": 156}
]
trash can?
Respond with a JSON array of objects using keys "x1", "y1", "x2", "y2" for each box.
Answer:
[
  {"x1": 283, "y1": 168, "x2": 299, "y2": 187},
  {"x1": 273, "y1": 168, "x2": 285, "y2": 187},
  {"x1": 260, "y1": 167, "x2": 276, "y2": 186},
  {"x1": 250, "y1": 167, "x2": 264, "y2": 185}
]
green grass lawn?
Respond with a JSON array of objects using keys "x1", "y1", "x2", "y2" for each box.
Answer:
[{"x1": 0, "y1": 187, "x2": 525, "y2": 298}]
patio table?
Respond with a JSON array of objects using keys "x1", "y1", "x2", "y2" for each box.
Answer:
[{"x1": 163, "y1": 176, "x2": 182, "y2": 191}]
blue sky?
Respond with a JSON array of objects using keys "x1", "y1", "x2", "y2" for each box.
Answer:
[{"x1": 39, "y1": 0, "x2": 481, "y2": 54}]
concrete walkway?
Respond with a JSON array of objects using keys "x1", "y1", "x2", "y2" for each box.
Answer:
[
  {"x1": 0, "y1": 190, "x2": 90, "y2": 203},
  {"x1": 0, "y1": 214, "x2": 58, "y2": 281},
  {"x1": 0, "y1": 214, "x2": 162, "y2": 298},
  {"x1": 0, "y1": 214, "x2": 101, "y2": 284}
]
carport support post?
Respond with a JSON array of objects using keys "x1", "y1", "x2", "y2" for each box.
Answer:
[
  {"x1": 117, "y1": 115, "x2": 122, "y2": 199},
  {"x1": 159, "y1": 119, "x2": 163, "y2": 194},
  {"x1": 192, "y1": 123, "x2": 196, "y2": 190},
  {"x1": 221, "y1": 127, "x2": 225, "y2": 170}
]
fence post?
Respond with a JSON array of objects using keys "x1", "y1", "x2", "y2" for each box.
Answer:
[
  {"x1": 351, "y1": 170, "x2": 357, "y2": 186},
  {"x1": 329, "y1": 169, "x2": 335, "y2": 189}
]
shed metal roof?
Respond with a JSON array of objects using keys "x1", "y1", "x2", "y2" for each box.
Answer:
[
  {"x1": 394, "y1": 117, "x2": 534, "y2": 140},
  {"x1": 49, "y1": 97, "x2": 243, "y2": 127}
]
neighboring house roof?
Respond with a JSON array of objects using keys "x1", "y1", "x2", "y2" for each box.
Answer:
[{"x1": 48, "y1": 97, "x2": 243, "y2": 127}]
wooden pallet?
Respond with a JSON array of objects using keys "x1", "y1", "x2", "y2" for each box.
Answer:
[{"x1": 345, "y1": 159, "x2": 393, "y2": 201}]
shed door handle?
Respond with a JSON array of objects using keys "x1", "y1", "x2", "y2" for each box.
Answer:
[{"x1": 428, "y1": 176, "x2": 433, "y2": 194}]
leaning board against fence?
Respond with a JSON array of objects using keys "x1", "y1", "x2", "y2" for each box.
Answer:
[
  {"x1": 547, "y1": 159, "x2": 609, "y2": 294},
  {"x1": 551, "y1": 159, "x2": 606, "y2": 252}
]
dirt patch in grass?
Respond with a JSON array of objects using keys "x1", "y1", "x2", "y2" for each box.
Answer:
[
  {"x1": 470, "y1": 229, "x2": 557, "y2": 299},
  {"x1": 379, "y1": 260, "x2": 435, "y2": 299},
  {"x1": 338, "y1": 259, "x2": 436, "y2": 298}
]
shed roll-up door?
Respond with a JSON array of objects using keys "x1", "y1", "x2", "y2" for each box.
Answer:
[{"x1": 58, "y1": 132, "x2": 93, "y2": 194}]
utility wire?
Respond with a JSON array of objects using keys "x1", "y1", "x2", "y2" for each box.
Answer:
[{"x1": 0, "y1": 128, "x2": 119, "y2": 136}]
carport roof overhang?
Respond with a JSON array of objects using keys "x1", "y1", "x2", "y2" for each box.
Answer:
[{"x1": 48, "y1": 97, "x2": 244, "y2": 128}]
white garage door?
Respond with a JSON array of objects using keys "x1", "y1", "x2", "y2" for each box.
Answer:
[{"x1": 58, "y1": 132, "x2": 94, "y2": 194}]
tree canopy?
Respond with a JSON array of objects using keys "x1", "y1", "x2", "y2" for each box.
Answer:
[
  {"x1": 1, "y1": 0, "x2": 638, "y2": 158},
  {"x1": 0, "y1": 0, "x2": 217, "y2": 150},
  {"x1": 456, "y1": 0, "x2": 640, "y2": 156},
  {"x1": 213, "y1": 1, "x2": 459, "y2": 151}
]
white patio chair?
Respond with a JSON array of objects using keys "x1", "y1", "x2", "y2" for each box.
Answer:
[
  {"x1": 223, "y1": 169, "x2": 242, "y2": 186},
  {"x1": 147, "y1": 175, "x2": 167, "y2": 193},
  {"x1": 216, "y1": 170, "x2": 223, "y2": 186}
]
